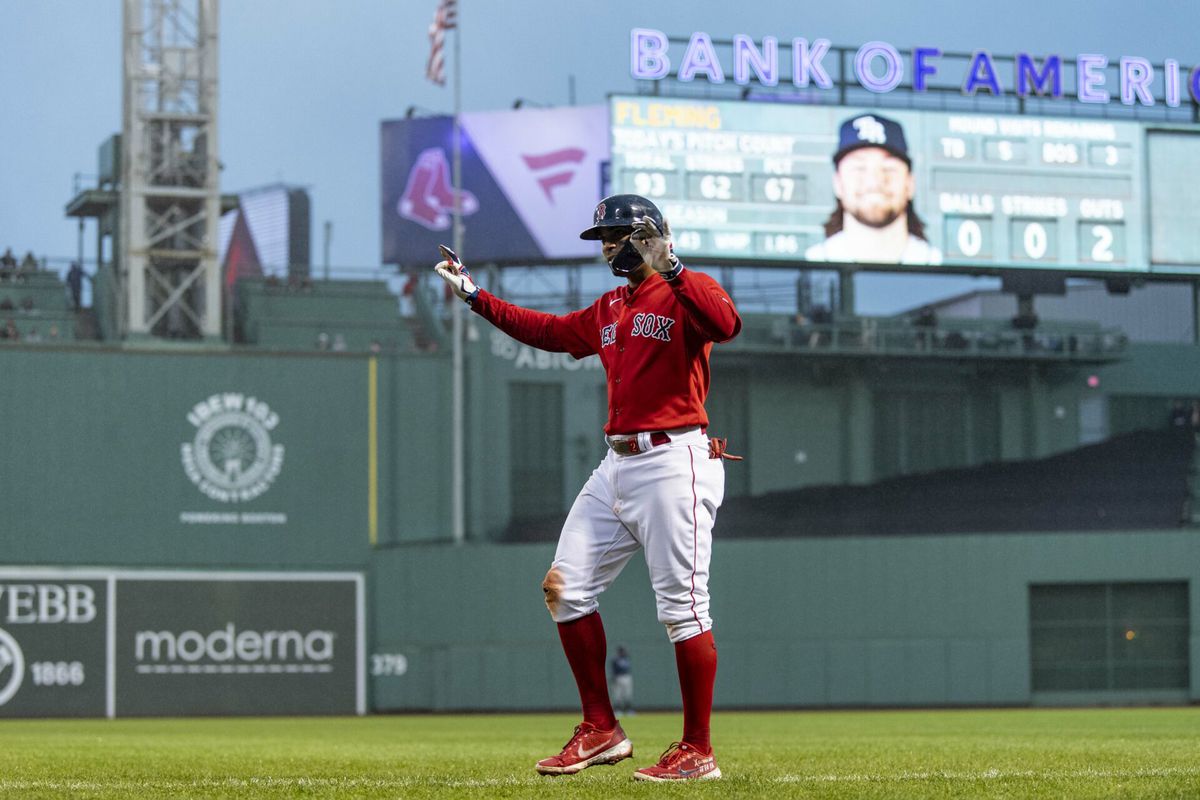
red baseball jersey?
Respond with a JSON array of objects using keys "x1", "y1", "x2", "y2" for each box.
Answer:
[{"x1": 471, "y1": 268, "x2": 741, "y2": 434}]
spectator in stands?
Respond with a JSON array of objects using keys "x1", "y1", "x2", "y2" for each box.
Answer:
[
  {"x1": 20, "y1": 296, "x2": 33, "y2": 312},
  {"x1": 67, "y1": 261, "x2": 85, "y2": 310},
  {"x1": 1170, "y1": 400, "x2": 1192, "y2": 429},
  {"x1": 47, "y1": 325, "x2": 59, "y2": 341},
  {"x1": 316, "y1": 331, "x2": 331, "y2": 351},
  {"x1": 25, "y1": 327, "x2": 41, "y2": 343},
  {"x1": 1191, "y1": 400, "x2": 1200, "y2": 432},
  {"x1": 943, "y1": 330, "x2": 969, "y2": 350},
  {"x1": 19, "y1": 251, "x2": 37, "y2": 273},
  {"x1": 1012, "y1": 312, "x2": 1038, "y2": 353},
  {"x1": 852, "y1": 316, "x2": 877, "y2": 349},
  {"x1": 913, "y1": 305, "x2": 937, "y2": 350},
  {"x1": 809, "y1": 305, "x2": 833, "y2": 346},
  {"x1": 0, "y1": 248, "x2": 15, "y2": 273},
  {"x1": 332, "y1": 333, "x2": 347, "y2": 352},
  {"x1": 2, "y1": 319, "x2": 18, "y2": 341},
  {"x1": 792, "y1": 311, "x2": 818, "y2": 348},
  {"x1": 0, "y1": 298, "x2": 12, "y2": 312}
]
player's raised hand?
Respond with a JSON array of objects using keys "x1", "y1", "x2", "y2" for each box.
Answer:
[
  {"x1": 433, "y1": 248, "x2": 479, "y2": 303},
  {"x1": 434, "y1": 260, "x2": 479, "y2": 302},
  {"x1": 630, "y1": 216, "x2": 675, "y2": 274}
]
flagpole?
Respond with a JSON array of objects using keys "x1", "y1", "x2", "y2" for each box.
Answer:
[{"x1": 450, "y1": 5, "x2": 465, "y2": 546}]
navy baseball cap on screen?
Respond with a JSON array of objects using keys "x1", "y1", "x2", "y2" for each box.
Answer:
[{"x1": 833, "y1": 113, "x2": 911, "y2": 167}]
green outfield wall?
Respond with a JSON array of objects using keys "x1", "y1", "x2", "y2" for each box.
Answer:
[
  {"x1": 2, "y1": 338, "x2": 1199, "y2": 714},
  {"x1": 368, "y1": 533, "x2": 1200, "y2": 711},
  {"x1": 0, "y1": 331, "x2": 1149, "y2": 552},
  {"x1": 0, "y1": 344, "x2": 461, "y2": 560}
]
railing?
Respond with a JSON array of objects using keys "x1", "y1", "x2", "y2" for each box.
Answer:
[{"x1": 736, "y1": 315, "x2": 1128, "y2": 362}]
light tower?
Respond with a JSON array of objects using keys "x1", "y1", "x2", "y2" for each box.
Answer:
[{"x1": 119, "y1": 0, "x2": 221, "y2": 339}]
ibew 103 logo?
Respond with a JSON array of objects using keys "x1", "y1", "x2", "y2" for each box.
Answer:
[
  {"x1": 181, "y1": 393, "x2": 285, "y2": 503},
  {"x1": 0, "y1": 628, "x2": 25, "y2": 707}
]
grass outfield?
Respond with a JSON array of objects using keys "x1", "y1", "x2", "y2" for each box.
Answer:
[{"x1": 0, "y1": 708, "x2": 1198, "y2": 798}]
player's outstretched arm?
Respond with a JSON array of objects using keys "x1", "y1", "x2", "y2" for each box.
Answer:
[{"x1": 431, "y1": 253, "x2": 599, "y2": 357}]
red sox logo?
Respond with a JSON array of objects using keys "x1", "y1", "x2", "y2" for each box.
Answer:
[
  {"x1": 397, "y1": 147, "x2": 480, "y2": 231},
  {"x1": 594, "y1": 202, "x2": 606, "y2": 225}
]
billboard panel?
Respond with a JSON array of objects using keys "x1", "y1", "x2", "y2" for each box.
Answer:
[
  {"x1": 0, "y1": 569, "x2": 364, "y2": 718},
  {"x1": 381, "y1": 106, "x2": 609, "y2": 266},
  {"x1": 0, "y1": 578, "x2": 108, "y2": 717},
  {"x1": 609, "y1": 95, "x2": 1200, "y2": 276}
]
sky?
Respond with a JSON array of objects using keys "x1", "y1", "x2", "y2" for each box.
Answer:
[{"x1": 1, "y1": 0, "x2": 1197, "y2": 314}]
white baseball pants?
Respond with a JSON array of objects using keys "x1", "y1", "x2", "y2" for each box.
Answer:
[{"x1": 547, "y1": 427, "x2": 724, "y2": 643}]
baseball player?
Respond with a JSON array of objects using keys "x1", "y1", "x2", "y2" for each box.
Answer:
[
  {"x1": 805, "y1": 112, "x2": 943, "y2": 265},
  {"x1": 434, "y1": 194, "x2": 741, "y2": 782}
]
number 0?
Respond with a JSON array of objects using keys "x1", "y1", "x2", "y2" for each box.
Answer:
[
  {"x1": 1023, "y1": 223, "x2": 1048, "y2": 259},
  {"x1": 957, "y1": 220, "x2": 983, "y2": 257}
]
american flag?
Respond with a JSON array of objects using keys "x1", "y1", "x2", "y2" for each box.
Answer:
[{"x1": 425, "y1": 0, "x2": 457, "y2": 86}]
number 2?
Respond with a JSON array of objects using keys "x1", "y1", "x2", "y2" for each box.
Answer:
[{"x1": 1091, "y1": 225, "x2": 1114, "y2": 262}]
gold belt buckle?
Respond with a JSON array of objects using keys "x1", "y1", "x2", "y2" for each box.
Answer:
[{"x1": 609, "y1": 436, "x2": 639, "y2": 455}]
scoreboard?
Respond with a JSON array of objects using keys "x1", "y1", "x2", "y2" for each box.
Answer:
[{"x1": 609, "y1": 96, "x2": 1200, "y2": 276}]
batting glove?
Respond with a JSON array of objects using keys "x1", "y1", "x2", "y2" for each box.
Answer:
[
  {"x1": 630, "y1": 216, "x2": 681, "y2": 278},
  {"x1": 434, "y1": 260, "x2": 480, "y2": 304}
]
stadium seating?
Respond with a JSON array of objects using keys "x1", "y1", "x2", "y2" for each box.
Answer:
[
  {"x1": 739, "y1": 312, "x2": 1126, "y2": 363},
  {"x1": 503, "y1": 429, "x2": 1194, "y2": 541},
  {"x1": 0, "y1": 270, "x2": 69, "y2": 311},
  {"x1": 718, "y1": 428, "x2": 1194, "y2": 537},
  {"x1": 0, "y1": 269, "x2": 78, "y2": 342},
  {"x1": 235, "y1": 276, "x2": 420, "y2": 352}
]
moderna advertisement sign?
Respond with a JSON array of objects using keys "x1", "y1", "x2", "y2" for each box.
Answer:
[
  {"x1": 381, "y1": 105, "x2": 609, "y2": 266},
  {"x1": 0, "y1": 569, "x2": 364, "y2": 718}
]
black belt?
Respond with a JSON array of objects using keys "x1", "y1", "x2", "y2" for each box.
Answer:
[{"x1": 606, "y1": 431, "x2": 671, "y2": 456}]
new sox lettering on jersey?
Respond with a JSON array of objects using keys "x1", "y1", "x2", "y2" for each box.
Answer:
[{"x1": 434, "y1": 193, "x2": 739, "y2": 782}]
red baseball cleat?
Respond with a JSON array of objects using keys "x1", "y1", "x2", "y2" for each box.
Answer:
[
  {"x1": 535, "y1": 721, "x2": 632, "y2": 775},
  {"x1": 632, "y1": 741, "x2": 722, "y2": 782}
]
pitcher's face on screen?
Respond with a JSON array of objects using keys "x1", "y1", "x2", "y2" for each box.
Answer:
[{"x1": 833, "y1": 147, "x2": 914, "y2": 229}]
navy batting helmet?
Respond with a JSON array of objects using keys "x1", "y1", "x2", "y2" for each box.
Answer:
[{"x1": 579, "y1": 194, "x2": 663, "y2": 240}]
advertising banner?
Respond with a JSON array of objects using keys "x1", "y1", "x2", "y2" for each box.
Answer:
[
  {"x1": 381, "y1": 105, "x2": 609, "y2": 267},
  {"x1": 0, "y1": 569, "x2": 364, "y2": 718},
  {"x1": 0, "y1": 578, "x2": 107, "y2": 717}
]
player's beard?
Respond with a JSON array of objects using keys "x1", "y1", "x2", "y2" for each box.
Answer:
[{"x1": 846, "y1": 202, "x2": 906, "y2": 229}]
